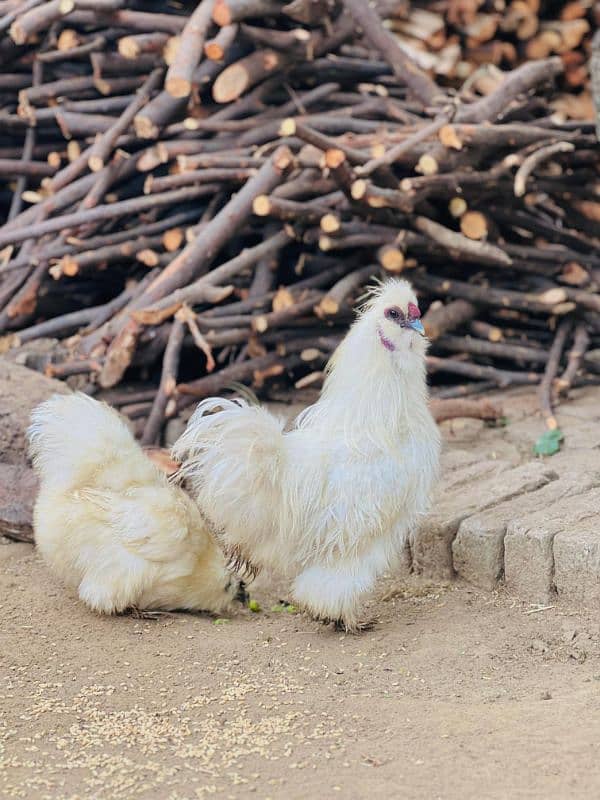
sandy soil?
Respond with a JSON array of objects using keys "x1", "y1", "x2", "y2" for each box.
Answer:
[{"x1": 2, "y1": 537, "x2": 600, "y2": 800}]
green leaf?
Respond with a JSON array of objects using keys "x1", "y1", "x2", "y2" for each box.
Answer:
[
  {"x1": 533, "y1": 428, "x2": 564, "y2": 457},
  {"x1": 270, "y1": 601, "x2": 297, "y2": 614},
  {"x1": 213, "y1": 618, "x2": 230, "y2": 625},
  {"x1": 248, "y1": 599, "x2": 261, "y2": 613}
]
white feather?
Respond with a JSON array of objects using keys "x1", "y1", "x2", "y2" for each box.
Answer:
[
  {"x1": 28, "y1": 393, "x2": 240, "y2": 615},
  {"x1": 174, "y1": 280, "x2": 441, "y2": 630}
]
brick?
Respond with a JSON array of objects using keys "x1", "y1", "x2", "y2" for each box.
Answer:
[
  {"x1": 411, "y1": 458, "x2": 512, "y2": 580},
  {"x1": 504, "y1": 462, "x2": 600, "y2": 602},
  {"x1": 455, "y1": 464, "x2": 600, "y2": 592},
  {"x1": 553, "y1": 489, "x2": 600, "y2": 603},
  {"x1": 414, "y1": 459, "x2": 555, "y2": 580}
]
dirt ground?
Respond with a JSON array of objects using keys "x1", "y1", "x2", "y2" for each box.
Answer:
[{"x1": 3, "y1": 538, "x2": 600, "y2": 800}]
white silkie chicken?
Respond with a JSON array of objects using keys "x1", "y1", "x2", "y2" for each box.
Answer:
[
  {"x1": 28, "y1": 393, "x2": 245, "y2": 616},
  {"x1": 174, "y1": 279, "x2": 441, "y2": 631}
]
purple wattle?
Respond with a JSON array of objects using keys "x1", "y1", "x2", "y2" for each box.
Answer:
[{"x1": 377, "y1": 327, "x2": 395, "y2": 351}]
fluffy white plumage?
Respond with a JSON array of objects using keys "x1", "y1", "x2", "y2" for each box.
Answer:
[
  {"x1": 173, "y1": 279, "x2": 441, "y2": 630},
  {"x1": 28, "y1": 393, "x2": 242, "y2": 615}
]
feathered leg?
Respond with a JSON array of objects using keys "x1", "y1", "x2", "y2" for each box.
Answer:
[{"x1": 292, "y1": 559, "x2": 376, "y2": 634}]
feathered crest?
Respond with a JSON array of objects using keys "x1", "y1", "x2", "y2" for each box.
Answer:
[
  {"x1": 355, "y1": 277, "x2": 415, "y2": 315},
  {"x1": 355, "y1": 276, "x2": 386, "y2": 312}
]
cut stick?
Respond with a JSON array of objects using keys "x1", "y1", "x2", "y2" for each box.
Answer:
[
  {"x1": 460, "y1": 211, "x2": 488, "y2": 240},
  {"x1": 341, "y1": 0, "x2": 444, "y2": 108},
  {"x1": 118, "y1": 32, "x2": 169, "y2": 59},
  {"x1": 434, "y1": 334, "x2": 549, "y2": 364},
  {"x1": 7, "y1": 59, "x2": 41, "y2": 222},
  {"x1": 0, "y1": 185, "x2": 213, "y2": 250},
  {"x1": 9, "y1": 0, "x2": 74, "y2": 44},
  {"x1": 253, "y1": 194, "x2": 334, "y2": 225},
  {"x1": 134, "y1": 229, "x2": 293, "y2": 319},
  {"x1": 433, "y1": 381, "x2": 498, "y2": 400},
  {"x1": 252, "y1": 292, "x2": 322, "y2": 333},
  {"x1": 165, "y1": 0, "x2": 215, "y2": 98},
  {"x1": 429, "y1": 398, "x2": 503, "y2": 424},
  {"x1": 141, "y1": 318, "x2": 186, "y2": 445},
  {"x1": 212, "y1": 49, "x2": 287, "y2": 103},
  {"x1": 413, "y1": 273, "x2": 571, "y2": 316},
  {"x1": 422, "y1": 299, "x2": 476, "y2": 341},
  {"x1": 513, "y1": 141, "x2": 575, "y2": 197},
  {"x1": 137, "y1": 147, "x2": 294, "y2": 310},
  {"x1": 427, "y1": 356, "x2": 540, "y2": 387},
  {"x1": 377, "y1": 244, "x2": 405, "y2": 273},
  {"x1": 204, "y1": 23, "x2": 238, "y2": 60},
  {"x1": 555, "y1": 322, "x2": 590, "y2": 395},
  {"x1": 456, "y1": 57, "x2": 564, "y2": 123},
  {"x1": 538, "y1": 318, "x2": 573, "y2": 429},
  {"x1": 414, "y1": 217, "x2": 511, "y2": 266},
  {"x1": 134, "y1": 91, "x2": 187, "y2": 139},
  {"x1": 315, "y1": 266, "x2": 376, "y2": 317},
  {"x1": 212, "y1": 0, "x2": 283, "y2": 26},
  {"x1": 87, "y1": 68, "x2": 164, "y2": 172}
]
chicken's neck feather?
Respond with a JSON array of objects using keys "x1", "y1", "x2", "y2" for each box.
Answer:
[{"x1": 295, "y1": 315, "x2": 431, "y2": 451}]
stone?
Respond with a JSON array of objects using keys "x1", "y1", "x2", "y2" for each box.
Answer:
[
  {"x1": 414, "y1": 459, "x2": 555, "y2": 580},
  {"x1": 455, "y1": 463, "x2": 600, "y2": 592},
  {"x1": 553, "y1": 489, "x2": 600, "y2": 603},
  {"x1": 504, "y1": 457, "x2": 600, "y2": 602},
  {"x1": 0, "y1": 462, "x2": 37, "y2": 543},
  {"x1": 411, "y1": 458, "x2": 512, "y2": 580},
  {"x1": 451, "y1": 461, "x2": 559, "y2": 588},
  {"x1": 0, "y1": 358, "x2": 70, "y2": 465}
]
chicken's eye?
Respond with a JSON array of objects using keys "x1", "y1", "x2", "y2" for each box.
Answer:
[{"x1": 384, "y1": 307, "x2": 404, "y2": 324}]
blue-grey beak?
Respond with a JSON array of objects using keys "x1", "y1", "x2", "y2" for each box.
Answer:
[{"x1": 409, "y1": 318, "x2": 425, "y2": 335}]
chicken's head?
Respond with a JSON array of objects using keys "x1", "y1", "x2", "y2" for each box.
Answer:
[{"x1": 365, "y1": 279, "x2": 427, "y2": 364}]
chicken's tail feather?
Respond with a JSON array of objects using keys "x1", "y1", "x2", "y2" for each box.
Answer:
[
  {"x1": 172, "y1": 397, "x2": 286, "y2": 560},
  {"x1": 28, "y1": 393, "x2": 147, "y2": 489}
]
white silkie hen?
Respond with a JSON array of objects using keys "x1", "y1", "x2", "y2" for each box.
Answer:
[
  {"x1": 28, "y1": 393, "x2": 245, "y2": 616},
  {"x1": 173, "y1": 279, "x2": 441, "y2": 631}
]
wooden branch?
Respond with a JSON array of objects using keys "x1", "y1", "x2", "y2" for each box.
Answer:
[
  {"x1": 340, "y1": 0, "x2": 443, "y2": 107},
  {"x1": 134, "y1": 91, "x2": 187, "y2": 139},
  {"x1": 538, "y1": 319, "x2": 573, "y2": 429},
  {"x1": 252, "y1": 291, "x2": 323, "y2": 333},
  {"x1": 422, "y1": 299, "x2": 477, "y2": 341},
  {"x1": 0, "y1": 186, "x2": 212, "y2": 249},
  {"x1": 555, "y1": 323, "x2": 590, "y2": 396},
  {"x1": 134, "y1": 229, "x2": 292, "y2": 320},
  {"x1": 213, "y1": 0, "x2": 283, "y2": 25},
  {"x1": 427, "y1": 356, "x2": 540, "y2": 387},
  {"x1": 413, "y1": 273, "x2": 571, "y2": 316},
  {"x1": 165, "y1": 0, "x2": 215, "y2": 98},
  {"x1": 10, "y1": 0, "x2": 73, "y2": 44},
  {"x1": 138, "y1": 147, "x2": 294, "y2": 307},
  {"x1": 87, "y1": 68, "x2": 164, "y2": 172},
  {"x1": 213, "y1": 49, "x2": 287, "y2": 103},
  {"x1": 414, "y1": 217, "x2": 512, "y2": 267},
  {"x1": 315, "y1": 265, "x2": 376, "y2": 317},
  {"x1": 430, "y1": 397, "x2": 503, "y2": 424},
  {"x1": 141, "y1": 318, "x2": 186, "y2": 445},
  {"x1": 456, "y1": 58, "x2": 564, "y2": 123},
  {"x1": 434, "y1": 334, "x2": 549, "y2": 364},
  {"x1": 592, "y1": 29, "x2": 600, "y2": 139},
  {"x1": 513, "y1": 141, "x2": 575, "y2": 197}
]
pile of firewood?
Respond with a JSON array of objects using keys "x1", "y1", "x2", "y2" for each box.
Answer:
[{"x1": 0, "y1": 0, "x2": 599, "y2": 442}]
